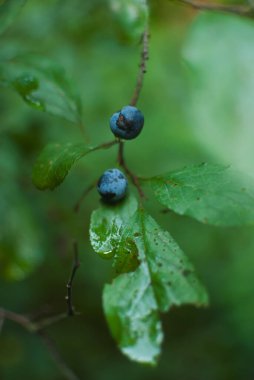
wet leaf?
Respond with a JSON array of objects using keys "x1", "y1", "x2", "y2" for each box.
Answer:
[
  {"x1": 0, "y1": 55, "x2": 82, "y2": 123},
  {"x1": 90, "y1": 195, "x2": 138, "y2": 267},
  {"x1": 91, "y1": 203, "x2": 208, "y2": 364}
]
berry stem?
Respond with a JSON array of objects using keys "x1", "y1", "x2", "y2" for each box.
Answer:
[
  {"x1": 117, "y1": 141, "x2": 145, "y2": 199},
  {"x1": 130, "y1": 27, "x2": 150, "y2": 107}
]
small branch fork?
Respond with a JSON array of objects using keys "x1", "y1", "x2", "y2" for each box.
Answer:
[
  {"x1": 174, "y1": 0, "x2": 254, "y2": 17},
  {"x1": 0, "y1": 243, "x2": 81, "y2": 380}
]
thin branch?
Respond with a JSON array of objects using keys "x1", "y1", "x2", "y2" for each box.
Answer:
[
  {"x1": 0, "y1": 308, "x2": 67, "y2": 332},
  {"x1": 173, "y1": 0, "x2": 254, "y2": 17},
  {"x1": 34, "y1": 312, "x2": 67, "y2": 331},
  {"x1": 0, "y1": 308, "x2": 80, "y2": 380},
  {"x1": 66, "y1": 242, "x2": 80, "y2": 316},
  {"x1": 0, "y1": 315, "x2": 4, "y2": 333},
  {"x1": 118, "y1": 141, "x2": 145, "y2": 199},
  {"x1": 38, "y1": 330, "x2": 80, "y2": 380},
  {"x1": 0, "y1": 308, "x2": 33, "y2": 331},
  {"x1": 74, "y1": 181, "x2": 97, "y2": 213},
  {"x1": 90, "y1": 139, "x2": 118, "y2": 153},
  {"x1": 130, "y1": 27, "x2": 150, "y2": 107}
]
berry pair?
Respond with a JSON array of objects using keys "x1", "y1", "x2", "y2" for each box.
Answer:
[{"x1": 97, "y1": 105, "x2": 144, "y2": 203}]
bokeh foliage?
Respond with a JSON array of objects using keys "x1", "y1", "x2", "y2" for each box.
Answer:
[{"x1": 0, "y1": 0, "x2": 254, "y2": 379}]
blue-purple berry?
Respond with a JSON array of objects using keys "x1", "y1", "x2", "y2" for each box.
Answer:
[
  {"x1": 97, "y1": 168, "x2": 128, "y2": 203},
  {"x1": 110, "y1": 105, "x2": 144, "y2": 140}
]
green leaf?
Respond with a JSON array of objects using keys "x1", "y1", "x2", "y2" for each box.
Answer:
[
  {"x1": 183, "y1": 13, "x2": 254, "y2": 175},
  {"x1": 103, "y1": 265, "x2": 163, "y2": 365},
  {"x1": 0, "y1": 0, "x2": 26, "y2": 35},
  {"x1": 149, "y1": 163, "x2": 254, "y2": 226},
  {"x1": 91, "y1": 203, "x2": 208, "y2": 364},
  {"x1": 32, "y1": 142, "x2": 90, "y2": 190},
  {"x1": 109, "y1": 0, "x2": 148, "y2": 40},
  {"x1": 0, "y1": 55, "x2": 82, "y2": 123},
  {"x1": 12, "y1": 73, "x2": 44, "y2": 110},
  {"x1": 90, "y1": 195, "x2": 138, "y2": 265}
]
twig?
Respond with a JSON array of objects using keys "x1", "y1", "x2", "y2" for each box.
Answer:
[
  {"x1": 130, "y1": 28, "x2": 150, "y2": 107},
  {"x1": 66, "y1": 242, "x2": 80, "y2": 316},
  {"x1": 174, "y1": 0, "x2": 254, "y2": 17},
  {"x1": 118, "y1": 141, "x2": 145, "y2": 199},
  {"x1": 0, "y1": 315, "x2": 4, "y2": 333},
  {"x1": 74, "y1": 181, "x2": 97, "y2": 213},
  {"x1": 0, "y1": 308, "x2": 33, "y2": 331},
  {"x1": 38, "y1": 330, "x2": 80, "y2": 380},
  {"x1": 0, "y1": 308, "x2": 80, "y2": 380}
]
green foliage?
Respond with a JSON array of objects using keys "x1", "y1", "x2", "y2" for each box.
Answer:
[
  {"x1": 0, "y1": 140, "x2": 42, "y2": 280},
  {"x1": 0, "y1": 189, "x2": 43, "y2": 280},
  {"x1": 0, "y1": 55, "x2": 82, "y2": 123},
  {"x1": 0, "y1": 0, "x2": 26, "y2": 35},
  {"x1": 183, "y1": 13, "x2": 254, "y2": 174},
  {"x1": 109, "y1": 0, "x2": 148, "y2": 39},
  {"x1": 32, "y1": 142, "x2": 90, "y2": 190},
  {"x1": 91, "y1": 195, "x2": 208, "y2": 363},
  {"x1": 149, "y1": 163, "x2": 254, "y2": 226},
  {"x1": 2, "y1": 0, "x2": 254, "y2": 377}
]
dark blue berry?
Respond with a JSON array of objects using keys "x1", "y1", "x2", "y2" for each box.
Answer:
[
  {"x1": 97, "y1": 168, "x2": 128, "y2": 203},
  {"x1": 110, "y1": 105, "x2": 144, "y2": 140}
]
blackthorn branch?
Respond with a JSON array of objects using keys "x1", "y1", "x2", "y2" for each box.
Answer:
[
  {"x1": 0, "y1": 244, "x2": 81, "y2": 379},
  {"x1": 174, "y1": 0, "x2": 254, "y2": 17},
  {"x1": 130, "y1": 28, "x2": 150, "y2": 107}
]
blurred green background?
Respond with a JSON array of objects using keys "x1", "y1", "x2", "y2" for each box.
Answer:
[{"x1": 1, "y1": 0, "x2": 254, "y2": 379}]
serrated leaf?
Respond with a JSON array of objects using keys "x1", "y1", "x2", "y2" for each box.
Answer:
[
  {"x1": 91, "y1": 204, "x2": 208, "y2": 364},
  {"x1": 0, "y1": 55, "x2": 82, "y2": 123},
  {"x1": 109, "y1": 0, "x2": 148, "y2": 40},
  {"x1": 149, "y1": 163, "x2": 254, "y2": 226},
  {"x1": 0, "y1": 0, "x2": 26, "y2": 35},
  {"x1": 32, "y1": 142, "x2": 90, "y2": 190},
  {"x1": 103, "y1": 265, "x2": 163, "y2": 365}
]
